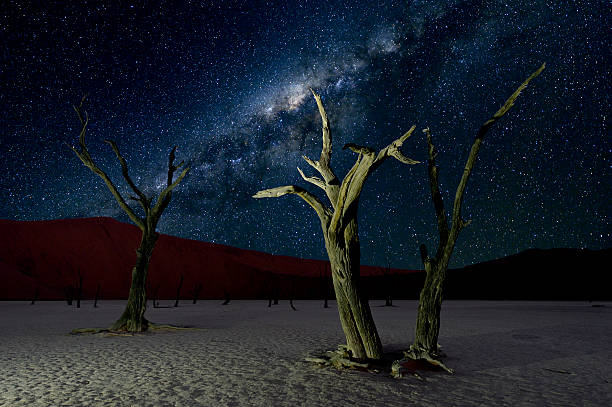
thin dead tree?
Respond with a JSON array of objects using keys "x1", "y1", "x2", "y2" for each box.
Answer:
[
  {"x1": 94, "y1": 283, "x2": 101, "y2": 308},
  {"x1": 68, "y1": 97, "x2": 189, "y2": 332},
  {"x1": 75, "y1": 270, "x2": 83, "y2": 308},
  {"x1": 406, "y1": 63, "x2": 546, "y2": 370},
  {"x1": 254, "y1": 89, "x2": 420, "y2": 360},
  {"x1": 174, "y1": 274, "x2": 184, "y2": 307}
]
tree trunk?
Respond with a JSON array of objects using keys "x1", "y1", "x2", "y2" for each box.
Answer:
[
  {"x1": 111, "y1": 231, "x2": 158, "y2": 332},
  {"x1": 325, "y1": 222, "x2": 382, "y2": 360},
  {"x1": 411, "y1": 259, "x2": 446, "y2": 357}
]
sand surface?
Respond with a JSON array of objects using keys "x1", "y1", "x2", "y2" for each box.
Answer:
[{"x1": 0, "y1": 300, "x2": 610, "y2": 406}]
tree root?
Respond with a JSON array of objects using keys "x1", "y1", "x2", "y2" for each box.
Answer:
[
  {"x1": 304, "y1": 344, "x2": 380, "y2": 373},
  {"x1": 304, "y1": 345, "x2": 438, "y2": 380},
  {"x1": 399, "y1": 345, "x2": 454, "y2": 375}
]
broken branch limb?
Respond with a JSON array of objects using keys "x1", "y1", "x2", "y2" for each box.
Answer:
[
  {"x1": 253, "y1": 185, "x2": 332, "y2": 224},
  {"x1": 451, "y1": 62, "x2": 546, "y2": 235},
  {"x1": 374, "y1": 125, "x2": 420, "y2": 166}
]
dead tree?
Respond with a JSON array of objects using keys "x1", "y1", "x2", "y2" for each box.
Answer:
[
  {"x1": 174, "y1": 274, "x2": 184, "y2": 307},
  {"x1": 320, "y1": 263, "x2": 330, "y2": 308},
  {"x1": 65, "y1": 285, "x2": 74, "y2": 306},
  {"x1": 94, "y1": 283, "x2": 101, "y2": 308},
  {"x1": 68, "y1": 97, "x2": 189, "y2": 332},
  {"x1": 407, "y1": 63, "x2": 546, "y2": 370},
  {"x1": 254, "y1": 89, "x2": 420, "y2": 360},
  {"x1": 192, "y1": 282, "x2": 203, "y2": 304},
  {"x1": 75, "y1": 270, "x2": 83, "y2": 308},
  {"x1": 383, "y1": 260, "x2": 393, "y2": 307},
  {"x1": 152, "y1": 283, "x2": 160, "y2": 309},
  {"x1": 30, "y1": 286, "x2": 38, "y2": 305}
]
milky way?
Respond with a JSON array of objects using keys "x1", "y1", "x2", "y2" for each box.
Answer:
[{"x1": 1, "y1": 1, "x2": 610, "y2": 268}]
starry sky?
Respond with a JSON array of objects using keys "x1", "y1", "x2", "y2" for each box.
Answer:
[{"x1": 1, "y1": 0, "x2": 610, "y2": 269}]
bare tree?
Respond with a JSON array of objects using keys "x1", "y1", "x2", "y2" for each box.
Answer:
[
  {"x1": 254, "y1": 89, "x2": 420, "y2": 360},
  {"x1": 68, "y1": 97, "x2": 189, "y2": 332},
  {"x1": 174, "y1": 274, "x2": 184, "y2": 307},
  {"x1": 406, "y1": 63, "x2": 546, "y2": 370}
]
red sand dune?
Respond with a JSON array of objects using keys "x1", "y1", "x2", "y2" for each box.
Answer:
[{"x1": 0, "y1": 217, "x2": 418, "y2": 301}]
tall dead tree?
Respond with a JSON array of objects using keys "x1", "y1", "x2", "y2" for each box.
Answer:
[
  {"x1": 68, "y1": 97, "x2": 189, "y2": 332},
  {"x1": 254, "y1": 89, "x2": 420, "y2": 360},
  {"x1": 407, "y1": 63, "x2": 545, "y2": 369}
]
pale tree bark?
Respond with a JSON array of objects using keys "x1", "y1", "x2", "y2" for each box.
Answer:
[
  {"x1": 407, "y1": 63, "x2": 546, "y2": 370},
  {"x1": 68, "y1": 96, "x2": 189, "y2": 332},
  {"x1": 254, "y1": 90, "x2": 420, "y2": 360}
]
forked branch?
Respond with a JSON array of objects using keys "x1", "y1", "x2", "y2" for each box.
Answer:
[
  {"x1": 68, "y1": 100, "x2": 144, "y2": 229},
  {"x1": 68, "y1": 98, "x2": 191, "y2": 230},
  {"x1": 104, "y1": 139, "x2": 148, "y2": 211},
  {"x1": 152, "y1": 151, "x2": 189, "y2": 217},
  {"x1": 300, "y1": 89, "x2": 341, "y2": 207},
  {"x1": 422, "y1": 63, "x2": 546, "y2": 259}
]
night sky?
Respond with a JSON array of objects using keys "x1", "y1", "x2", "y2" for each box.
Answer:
[{"x1": 1, "y1": 1, "x2": 610, "y2": 269}]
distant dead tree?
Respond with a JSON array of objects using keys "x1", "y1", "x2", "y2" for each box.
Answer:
[
  {"x1": 320, "y1": 263, "x2": 330, "y2": 308},
  {"x1": 68, "y1": 96, "x2": 189, "y2": 332},
  {"x1": 382, "y1": 260, "x2": 393, "y2": 307},
  {"x1": 191, "y1": 282, "x2": 203, "y2": 304},
  {"x1": 94, "y1": 283, "x2": 101, "y2": 308},
  {"x1": 152, "y1": 283, "x2": 160, "y2": 309},
  {"x1": 65, "y1": 285, "x2": 74, "y2": 306},
  {"x1": 406, "y1": 63, "x2": 545, "y2": 371},
  {"x1": 254, "y1": 89, "x2": 420, "y2": 360},
  {"x1": 174, "y1": 274, "x2": 184, "y2": 307},
  {"x1": 30, "y1": 286, "x2": 38, "y2": 305},
  {"x1": 75, "y1": 270, "x2": 83, "y2": 308}
]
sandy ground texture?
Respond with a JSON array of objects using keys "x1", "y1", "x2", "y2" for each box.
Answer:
[{"x1": 0, "y1": 300, "x2": 610, "y2": 407}]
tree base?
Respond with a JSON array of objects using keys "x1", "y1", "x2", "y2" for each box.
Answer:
[
  {"x1": 304, "y1": 344, "x2": 380, "y2": 372},
  {"x1": 399, "y1": 345, "x2": 454, "y2": 375},
  {"x1": 304, "y1": 345, "x2": 442, "y2": 380},
  {"x1": 110, "y1": 316, "x2": 149, "y2": 333}
]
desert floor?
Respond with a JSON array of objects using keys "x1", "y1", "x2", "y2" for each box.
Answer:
[{"x1": 0, "y1": 300, "x2": 610, "y2": 406}]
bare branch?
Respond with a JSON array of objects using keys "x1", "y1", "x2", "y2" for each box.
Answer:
[
  {"x1": 305, "y1": 89, "x2": 340, "y2": 206},
  {"x1": 337, "y1": 127, "x2": 420, "y2": 223},
  {"x1": 253, "y1": 185, "x2": 332, "y2": 224},
  {"x1": 104, "y1": 139, "x2": 148, "y2": 209},
  {"x1": 477, "y1": 62, "x2": 546, "y2": 140},
  {"x1": 167, "y1": 146, "x2": 180, "y2": 187},
  {"x1": 423, "y1": 128, "x2": 450, "y2": 251},
  {"x1": 68, "y1": 102, "x2": 144, "y2": 230},
  {"x1": 342, "y1": 143, "x2": 375, "y2": 156},
  {"x1": 374, "y1": 125, "x2": 420, "y2": 166},
  {"x1": 152, "y1": 166, "x2": 189, "y2": 217},
  {"x1": 451, "y1": 63, "x2": 545, "y2": 235},
  {"x1": 297, "y1": 167, "x2": 326, "y2": 190},
  {"x1": 310, "y1": 88, "x2": 332, "y2": 168}
]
